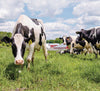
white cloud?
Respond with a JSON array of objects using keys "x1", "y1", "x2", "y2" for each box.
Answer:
[
  {"x1": 73, "y1": 1, "x2": 100, "y2": 16},
  {"x1": 0, "y1": 21, "x2": 15, "y2": 32},
  {"x1": 44, "y1": 22, "x2": 71, "y2": 39},
  {"x1": 0, "y1": 0, "x2": 25, "y2": 20},
  {"x1": 44, "y1": 22, "x2": 70, "y2": 31},
  {"x1": 25, "y1": 0, "x2": 75, "y2": 17}
]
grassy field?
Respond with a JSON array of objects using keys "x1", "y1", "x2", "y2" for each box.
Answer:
[{"x1": 0, "y1": 47, "x2": 100, "y2": 91}]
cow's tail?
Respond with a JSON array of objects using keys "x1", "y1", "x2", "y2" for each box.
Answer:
[{"x1": 37, "y1": 19, "x2": 45, "y2": 31}]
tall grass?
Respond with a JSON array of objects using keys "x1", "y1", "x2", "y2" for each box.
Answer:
[{"x1": 0, "y1": 47, "x2": 100, "y2": 91}]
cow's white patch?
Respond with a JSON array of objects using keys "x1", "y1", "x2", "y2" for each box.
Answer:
[
  {"x1": 63, "y1": 36, "x2": 66, "y2": 45},
  {"x1": 14, "y1": 34, "x2": 24, "y2": 64},
  {"x1": 96, "y1": 41, "x2": 100, "y2": 48},
  {"x1": 93, "y1": 28, "x2": 96, "y2": 38}
]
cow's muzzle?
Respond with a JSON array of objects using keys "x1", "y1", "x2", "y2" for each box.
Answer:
[
  {"x1": 63, "y1": 43, "x2": 66, "y2": 45},
  {"x1": 15, "y1": 60, "x2": 24, "y2": 65}
]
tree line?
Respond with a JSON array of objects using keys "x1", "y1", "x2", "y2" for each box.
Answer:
[{"x1": 0, "y1": 32, "x2": 12, "y2": 41}]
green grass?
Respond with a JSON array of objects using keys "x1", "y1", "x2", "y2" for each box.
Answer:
[{"x1": 0, "y1": 47, "x2": 100, "y2": 91}]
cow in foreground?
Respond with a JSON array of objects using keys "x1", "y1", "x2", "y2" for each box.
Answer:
[
  {"x1": 59, "y1": 35, "x2": 92, "y2": 55},
  {"x1": 76, "y1": 28, "x2": 100, "y2": 58},
  {"x1": 4, "y1": 15, "x2": 48, "y2": 69}
]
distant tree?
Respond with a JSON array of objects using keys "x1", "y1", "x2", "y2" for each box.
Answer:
[
  {"x1": 55, "y1": 38, "x2": 63, "y2": 44},
  {"x1": 7, "y1": 32, "x2": 12, "y2": 38},
  {"x1": 0, "y1": 31, "x2": 12, "y2": 41},
  {"x1": 46, "y1": 38, "x2": 63, "y2": 43},
  {"x1": 47, "y1": 40, "x2": 55, "y2": 43}
]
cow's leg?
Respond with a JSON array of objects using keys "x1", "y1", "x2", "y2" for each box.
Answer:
[
  {"x1": 27, "y1": 43, "x2": 35, "y2": 70},
  {"x1": 83, "y1": 48, "x2": 87, "y2": 55},
  {"x1": 42, "y1": 43, "x2": 48, "y2": 61},
  {"x1": 70, "y1": 43, "x2": 74, "y2": 54},
  {"x1": 32, "y1": 52, "x2": 35, "y2": 65},
  {"x1": 91, "y1": 44, "x2": 98, "y2": 58}
]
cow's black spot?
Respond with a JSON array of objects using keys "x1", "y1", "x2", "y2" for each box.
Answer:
[
  {"x1": 21, "y1": 42, "x2": 26, "y2": 57},
  {"x1": 12, "y1": 43, "x2": 17, "y2": 57},
  {"x1": 79, "y1": 40, "x2": 86, "y2": 47},
  {"x1": 30, "y1": 28, "x2": 35, "y2": 42},
  {"x1": 14, "y1": 23, "x2": 29, "y2": 38},
  {"x1": 66, "y1": 37, "x2": 72, "y2": 45},
  {"x1": 39, "y1": 34, "x2": 42, "y2": 46},
  {"x1": 41, "y1": 27, "x2": 46, "y2": 39},
  {"x1": 39, "y1": 27, "x2": 45, "y2": 46},
  {"x1": 31, "y1": 18, "x2": 39, "y2": 25},
  {"x1": 22, "y1": 26, "x2": 29, "y2": 38},
  {"x1": 72, "y1": 43, "x2": 74, "y2": 47},
  {"x1": 1, "y1": 36, "x2": 11, "y2": 43}
]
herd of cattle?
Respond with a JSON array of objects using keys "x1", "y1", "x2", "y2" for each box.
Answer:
[
  {"x1": 1, "y1": 15, "x2": 100, "y2": 69},
  {"x1": 59, "y1": 27, "x2": 100, "y2": 59}
]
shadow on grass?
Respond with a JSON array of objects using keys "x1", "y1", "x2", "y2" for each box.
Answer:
[{"x1": 4, "y1": 63, "x2": 22, "y2": 80}]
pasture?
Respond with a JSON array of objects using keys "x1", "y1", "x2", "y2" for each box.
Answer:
[{"x1": 0, "y1": 46, "x2": 100, "y2": 91}]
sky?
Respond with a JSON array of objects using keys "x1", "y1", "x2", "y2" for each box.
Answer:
[{"x1": 0, "y1": 0, "x2": 100, "y2": 40}]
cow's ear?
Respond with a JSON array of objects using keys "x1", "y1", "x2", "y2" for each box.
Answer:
[
  {"x1": 1, "y1": 36, "x2": 13, "y2": 43},
  {"x1": 24, "y1": 37, "x2": 30, "y2": 43},
  {"x1": 76, "y1": 31, "x2": 81, "y2": 34},
  {"x1": 10, "y1": 37, "x2": 14, "y2": 43},
  {"x1": 59, "y1": 37, "x2": 63, "y2": 39},
  {"x1": 66, "y1": 37, "x2": 70, "y2": 40}
]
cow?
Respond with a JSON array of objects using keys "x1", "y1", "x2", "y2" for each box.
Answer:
[
  {"x1": 76, "y1": 27, "x2": 100, "y2": 58},
  {"x1": 3, "y1": 15, "x2": 48, "y2": 69},
  {"x1": 59, "y1": 35, "x2": 93, "y2": 55},
  {"x1": 57, "y1": 49, "x2": 83, "y2": 55}
]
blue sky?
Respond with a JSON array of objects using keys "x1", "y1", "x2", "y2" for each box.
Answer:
[{"x1": 0, "y1": 0, "x2": 100, "y2": 40}]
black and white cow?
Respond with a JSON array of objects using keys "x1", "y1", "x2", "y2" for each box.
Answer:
[
  {"x1": 58, "y1": 49, "x2": 83, "y2": 55},
  {"x1": 4, "y1": 15, "x2": 48, "y2": 69},
  {"x1": 76, "y1": 28, "x2": 100, "y2": 58},
  {"x1": 59, "y1": 35, "x2": 92, "y2": 54}
]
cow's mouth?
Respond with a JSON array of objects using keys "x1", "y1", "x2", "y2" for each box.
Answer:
[{"x1": 15, "y1": 60, "x2": 24, "y2": 65}]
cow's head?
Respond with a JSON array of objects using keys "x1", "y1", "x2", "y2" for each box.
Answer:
[
  {"x1": 4, "y1": 34, "x2": 30, "y2": 65},
  {"x1": 59, "y1": 36, "x2": 72, "y2": 45},
  {"x1": 59, "y1": 36, "x2": 67, "y2": 45},
  {"x1": 66, "y1": 36, "x2": 72, "y2": 45},
  {"x1": 76, "y1": 29, "x2": 85, "y2": 39}
]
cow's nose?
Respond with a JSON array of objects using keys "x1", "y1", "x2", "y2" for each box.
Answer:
[
  {"x1": 63, "y1": 43, "x2": 66, "y2": 45},
  {"x1": 16, "y1": 60, "x2": 24, "y2": 65}
]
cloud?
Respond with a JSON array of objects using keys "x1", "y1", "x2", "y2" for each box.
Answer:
[
  {"x1": 44, "y1": 22, "x2": 71, "y2": 39},
  {"x1": 73, "y1": 1, "x2": 100, "y2": 16},
  {"x1": 26, "y1": 0, "x2": 74, "y2": 17},
  {"x1": 0, "y1": 21, "x2": 15, "y2": 32},
  {"x1": 0, "y1": 0, "x2": 25, "y2": 21},
  {"x1": 44, "y1": 22, "x2": 70, "y2": 31},
  {"x1": 0, "y1": 0, "x2": 75, "y2": 21}
]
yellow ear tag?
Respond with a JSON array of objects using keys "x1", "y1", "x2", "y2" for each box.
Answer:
[{"x1": 28, "y1": 40, "x2": 32, "y2": 45}]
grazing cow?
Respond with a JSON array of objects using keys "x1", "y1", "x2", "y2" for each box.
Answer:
[
  {"x1": 76, "y1": 28, "x2": 100, "y2": 58},
  {"x1": 59, "y1": 35, "x2": 92, "y2": 54},
  {"x1": 3, "y1": 15, "x2": 48, "y2": 69},
  {"x1": 58, "y1": 49, "x2": 83, "y2": 55}
]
